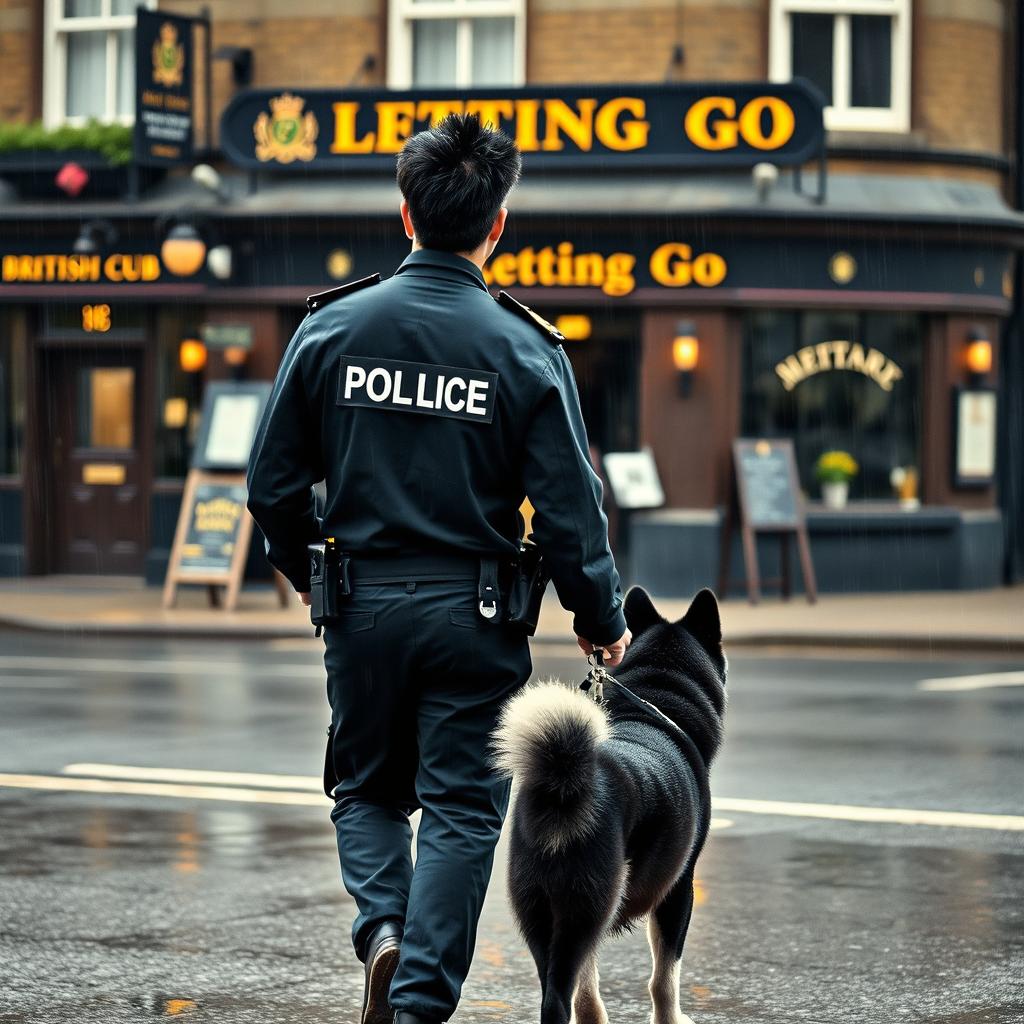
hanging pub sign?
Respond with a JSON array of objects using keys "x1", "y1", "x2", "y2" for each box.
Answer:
[
  {"x1": 134, "y1": 9, "x2": 199, "y2": 166},
  {"x1": 219, "y1": 80, "x2": 826, "y2": 172}
]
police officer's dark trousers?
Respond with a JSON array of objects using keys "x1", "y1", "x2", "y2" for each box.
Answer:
[{"x1": 325, "y1": 572, "x2": 532, "y2": 1021}]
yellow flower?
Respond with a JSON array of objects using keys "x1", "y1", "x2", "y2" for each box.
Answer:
[{"x1": 815, "y1": 450, "x2": 859, "y2": 482}]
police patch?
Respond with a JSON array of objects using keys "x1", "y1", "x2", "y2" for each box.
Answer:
[{"x1": 337, "y1": 355, "x2": 498, "y2": 424}]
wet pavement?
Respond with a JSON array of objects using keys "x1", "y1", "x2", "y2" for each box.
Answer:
[{"x1": 1, "y1": 631, "x2": 1022, "y2": 1023}]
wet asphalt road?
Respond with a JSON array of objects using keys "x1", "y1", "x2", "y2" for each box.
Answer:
[{"x1": 0, "y1": 630, "x2": 1022, "y2": 1024}]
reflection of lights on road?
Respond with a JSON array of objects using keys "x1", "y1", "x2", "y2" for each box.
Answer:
[{"x1": 164, "y1": 998, "x2": 197, "y2": 1015}]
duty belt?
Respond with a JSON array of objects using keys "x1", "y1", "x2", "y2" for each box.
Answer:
[{"x1": 345, "y1": 551, "x2": 485, "y2": 584}]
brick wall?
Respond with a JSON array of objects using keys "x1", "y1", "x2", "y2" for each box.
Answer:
[
  {"x1": 0, "y1": 0, "x2": 34, "y2": 123},
  {"x1": 914, "y1": 1, "x2": 1007, "y2": 153},
  {"x1": 527, "y1": 0, "x2": 764, "y2": 85}
]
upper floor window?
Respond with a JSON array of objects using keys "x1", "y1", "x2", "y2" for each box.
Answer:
[
  {"x1": 388, "y1": 0, "x2": 526, "y2": 89},
  {"x1": 769, "y1": 0, "x2": 911, "y2": 133},
  {"x1": 44, "y1": 0, "x2": 156, "y2": 126}
]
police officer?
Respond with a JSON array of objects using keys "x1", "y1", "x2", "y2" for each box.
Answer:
[{"x1": 246, "y1": 114, "x2": 629, "y2": 1024}]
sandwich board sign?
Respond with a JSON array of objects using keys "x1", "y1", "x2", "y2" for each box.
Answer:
[
  {"x1": 718, "y1": 438, "x2": 817, "y2": 604},
  {"x1": 163, "y1": 381, "x2": 287, "y2": 610}
]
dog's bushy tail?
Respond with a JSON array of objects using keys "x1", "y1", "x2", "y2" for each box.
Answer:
[{"x1": 491, "y1": 682, "x2": 611, "y2": 852}]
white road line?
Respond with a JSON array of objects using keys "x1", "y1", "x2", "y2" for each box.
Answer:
[
  {"x1": 63, "y1": 763, "x2": 323, "y2": 791},
  {"x1": 918, "y1": 671, "x2": 1024, "y2": 692},
  {"x1": 0, "y1": 773, "x2": 325, "y2": 806},
  {"x1": 0, "y1": 766, "x2": 1009, "y2": 833},
  {"x1": 0, "y1": 656, "x2": 323, "y2": 678},
  {"x1": 713, "y1": 797, "x2": 1024, "y2": 832}
]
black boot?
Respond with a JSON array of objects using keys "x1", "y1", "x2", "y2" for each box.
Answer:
[
  {"x1": 393, "y1": 1013, "x2": 443, "y2": 1024},
  {"x1": 361, "y1": 920, "x2": 403, "y2": 1024}
]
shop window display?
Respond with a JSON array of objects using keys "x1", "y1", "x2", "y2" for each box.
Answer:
[
  {"x1": 0, "y1": 310, "x2": 27, "y2": 476},
  {"x1": 742, "y1": 310, "x2": 923, "y2": 502}
]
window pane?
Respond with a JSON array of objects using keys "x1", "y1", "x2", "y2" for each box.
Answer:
[
  {"x1": 471, "y1": 17, "x2": 515, "y2": 86},
  {"x1": 791, "y1": 13, "x2": 833, "y2": 106},
  {"x1": 0, "y1": 311, "x2": 27, "y2": 476},
  {"x1": 112, "y1": 0, "x2": 138, "y2": 13},
  {"x1": 413, "y1": 18, "x2": 458, "y2": 86},
  {"x1": 65, "y1": 0, "x2": 102, "y2": 17},
  {"x1": 66, "y1": 31, "x2": 107, "y2": 119},
  {"x1": 851, "y1": 15, "x2": 892, "y2": 108},
  {"x1": 742, "y1": 310, "x2": 922, "y2": 501},
  {"x1": 77, "y1": 368, "x2": 134, "y2": 449},
  {"x1": 116, "y1": 29, "x2": 134, "y2": 117}
]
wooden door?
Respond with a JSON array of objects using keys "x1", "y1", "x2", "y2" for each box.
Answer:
[{"x1": 45, "y1": 345, "x2": 147, "y2": 574}]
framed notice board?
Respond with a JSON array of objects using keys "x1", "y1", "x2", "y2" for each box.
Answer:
[
  {"x1": 192, "y1": 381, "x2": 272, "y2": 472},
  {"x1": 952, "y1": 386, "x2": 997, "y2": 488},
  {"x1": 719, "y1": 439, "x2": 817, "y2": 604}
]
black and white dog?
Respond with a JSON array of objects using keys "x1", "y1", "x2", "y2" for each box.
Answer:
[{"x1": 492, "y1": 587, "x2": 726, "y2": 1024}]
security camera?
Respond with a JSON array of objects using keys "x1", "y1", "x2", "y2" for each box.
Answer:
[
  {"x1": 752, "y1": 162, "x2": 779, "y2": 203},
  {"x1": 206, "y1": 244, "x2": 233, "y2": 280}
]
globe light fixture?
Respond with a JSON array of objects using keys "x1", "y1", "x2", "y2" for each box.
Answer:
[
  {"x1": 179, "y1": 338, "x2": 207, "y2": 373},
  {"x1": 965, "y1": 327, "x2": 992, "y2": 379},
  {"x1": 161, "y1": 223, "x2": 207, "y2": 277}
]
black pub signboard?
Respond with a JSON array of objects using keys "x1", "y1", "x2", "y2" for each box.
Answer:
[
  {"x1": 219, "y1": 80, "x2": 826, "y2": 173},
  {"x1": 134, "y1": 8, "x2": 196, "y2": 166}
]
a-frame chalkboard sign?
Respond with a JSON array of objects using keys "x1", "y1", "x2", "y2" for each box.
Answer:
[
  {"x1": 162, "y1": 381, "x2": 288, "y2": 611},
  {"x1": 718, "y1": 438, "x2": 817, "y2": 604}
]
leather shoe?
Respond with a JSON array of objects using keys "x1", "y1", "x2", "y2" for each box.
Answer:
[
  {"x1": 393, "y1": 1013, "x2": 443, "y2": 1024},
  {"x1": 361, "y1": 920, "x2": 402, "y2": 1024}
]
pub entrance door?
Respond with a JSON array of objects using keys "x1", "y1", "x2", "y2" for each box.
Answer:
[{"x1": 41, "y1": 343, "x2": 149, "y2": 574}]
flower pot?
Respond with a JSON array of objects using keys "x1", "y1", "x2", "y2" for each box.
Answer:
[{"x1": 822, "y1": 481, "x2": 849, "y2": 509}]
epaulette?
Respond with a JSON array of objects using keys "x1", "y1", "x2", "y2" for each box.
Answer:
[
  {"x1": 497, "y1": 290, "x2": 565, "y2": 343},
  {"x1": 306, "y1": 273, "x2": 381, "y2": 313}
]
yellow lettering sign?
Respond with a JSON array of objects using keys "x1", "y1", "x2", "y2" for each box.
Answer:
[
  {"x1": 649, "y1": 243, "x2": 728, "y2": 288},
  {"x1": 685, "y1": 95, "x2": 796, "y2": 151}
]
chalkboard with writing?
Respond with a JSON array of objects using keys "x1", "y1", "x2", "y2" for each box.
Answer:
[
  {"x1": 177, "y1": 480, "x2": 248, "y2": 575},
  {"x1": 162, "y1": 469, "x2": 261, "y2": 611},
  {"x1": 719, "y1": 439, "x2": 817, "y2": 603},
  {"x1": 733, "y1": 439, "x2": 802, "y2": 529}
]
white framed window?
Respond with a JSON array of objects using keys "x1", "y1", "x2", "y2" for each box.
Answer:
[
  {"x1": 388, "y1": 0, "x2": 526, "y2": 90},
  {"x1": 43, "y1": 0, "x2": 157, "y2": 127},
  {"x1": 769, "y1": 0, "x2": 911, "y2": 133}
]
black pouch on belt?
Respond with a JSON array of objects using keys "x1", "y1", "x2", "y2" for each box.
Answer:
[
  {"x1": 309, "y1": 540, "x2": 351, "y2": 634},
  {"x1": 505, "y1": 541, "x2": 550, "y2": 636}
]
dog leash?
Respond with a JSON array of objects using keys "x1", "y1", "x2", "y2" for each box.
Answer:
[{"x1": 578, "y1": 647, "x2": 714, "y2": 882}]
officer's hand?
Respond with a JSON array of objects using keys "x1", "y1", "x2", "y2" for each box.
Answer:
[
  {"x1": 297, "y1": 591, "x2": 312, "y2": 607},
  {"x1": 576, "y1": 628, "x2": 631, "y2": 668}
]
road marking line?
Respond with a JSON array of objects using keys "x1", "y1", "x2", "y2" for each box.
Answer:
[
  {"x1": 918, "y1": 671, "x2": 1024, "y2": 692},
  {"x1": 0, "y1": 773, "x2": 325, "y2": 807},
  {"x1": 63, "y1": 763, "x2": 323, "y2": 791},
  {"x1": 38, "y1": 766, "x2": 1022, "y2": 833},
  {"x1": 713, "y1": 797, "x2": 1024, "y2": 832},
  {"x1": 0, "y1": 656, "x2": 323, "y2": 678}
]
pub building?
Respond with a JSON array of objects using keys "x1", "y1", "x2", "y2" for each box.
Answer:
[{"x1": 0, "y1": 76, "x2": 1019, "y2": 595}]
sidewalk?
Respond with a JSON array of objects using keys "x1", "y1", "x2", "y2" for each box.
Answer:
[{"x1": 0, "y1": 576, "x2": 1020, "y2": 652}]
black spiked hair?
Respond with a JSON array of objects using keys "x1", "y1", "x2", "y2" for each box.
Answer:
[{"x1": 396, "y1": 113, "x2": 522, "y2": 253}]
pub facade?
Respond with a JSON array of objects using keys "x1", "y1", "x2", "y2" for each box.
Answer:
[{"x1": 0, "y1": 0, "x2": 1019, "y2": 594}]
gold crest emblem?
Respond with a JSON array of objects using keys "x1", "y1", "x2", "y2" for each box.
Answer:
[
  {"x1": 253, "y1": 93, "x2": 319, "y2": 164},
  {"x1": 152, "y1": 22, "x2": 185, "y2": 88}
]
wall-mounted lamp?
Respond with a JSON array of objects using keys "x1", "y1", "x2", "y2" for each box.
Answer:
[
  {"x1": 554, "y1": 314, "x2": 592, "y2": 341},
  {"x1": 73, "y1": 219, "x2": 117, "y2": 254},
  {"x1": 672, "y1": 320, "x2": 699, "y2": 396},
  {"x1": 161, "y1": 222, "x2": 207, "y2": 278},
  {"x1": 179, "y1": 338, "x2": 207, "y2": 374},
  {"x1": 965, "y1": 326, "x2": 993, "y2": 381}
]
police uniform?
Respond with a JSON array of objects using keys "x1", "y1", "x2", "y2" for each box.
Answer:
[{"x1": 246, "y1": 247, "x2": 625, "y2": 1022}]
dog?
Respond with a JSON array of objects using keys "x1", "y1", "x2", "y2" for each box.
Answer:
[{"x1": 492, "y1": 586, "x2": 726, "y2": 1024}]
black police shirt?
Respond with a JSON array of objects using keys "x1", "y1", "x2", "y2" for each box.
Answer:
[{"x1": 246, "y1": 248, "x2": 626, "y2": 645}]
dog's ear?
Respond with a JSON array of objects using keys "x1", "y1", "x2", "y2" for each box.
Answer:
[
  {"x1": 679, "y1": 588, "x2": 722, "y2": 656},
  {"x1": 624, "y1": 585, "x2": 665, "y2": 636}
]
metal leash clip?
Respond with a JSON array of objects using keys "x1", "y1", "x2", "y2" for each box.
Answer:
[{"x1": 580, "y1": 648, "x2": 610, "y2": 705}]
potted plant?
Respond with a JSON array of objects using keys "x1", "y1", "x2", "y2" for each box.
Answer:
[{"x1": 815, "y1": 450, "x2": 858, "y2": 509}]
